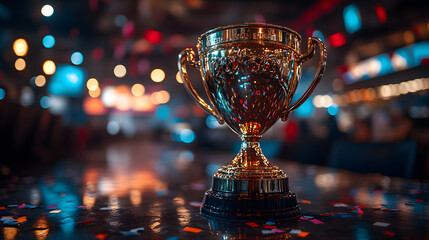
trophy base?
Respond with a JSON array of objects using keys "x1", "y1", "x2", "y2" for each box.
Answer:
[{"x1": 201, "y1": 175, "x2": 301, "y2": 221}]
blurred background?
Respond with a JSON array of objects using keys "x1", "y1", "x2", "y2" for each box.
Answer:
[{"x1": 0, "y1": 0, "x2": 428, "y2": 179}]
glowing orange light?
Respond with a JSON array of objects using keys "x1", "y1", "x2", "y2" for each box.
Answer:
[
  {"x1": 150, "y1": 69, "x2": 165, "y2": 83},
  {"x1": 15, "y1": 58, "x2": 26, "y2": 71},
  {"x1": 131, "y1": 83, "x2": 145, "y2": 96},
  {"x1": 13, "y1": 38, "x2": 28, "y2": 57},
  {"x1": 176, "y1": 71, "x2": 183, "y2": 83},
  {"x1": 89, "y1": 87, "x2": 101, "y2": 98},
  {"x1": 34, "y1": 75, "x2": 46, "y2": 87},
  {"x1": 43, "y1": 60, "x2": 56, "y2": 75},
  {"x1": 86, "y1": 78, "x2": 99, "y2": 91},
  {"x1": 83, "y1": 97, "x2": 106, "y2": 115}
]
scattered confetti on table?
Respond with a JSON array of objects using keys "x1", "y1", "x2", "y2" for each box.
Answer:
[
  {"x1": 246, "y1": 222, "x2": 259, "y2": 227},
  {"x1": 183, "y1": 227, "x2": 202, "y2": 233},
  {"x1": 373, "y1": 222, "x2": 390, "y2": 227}
]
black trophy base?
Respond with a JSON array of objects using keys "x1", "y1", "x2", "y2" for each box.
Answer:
[{"x1": 201, "y1": 189, "x2": 301, "y2": 221}]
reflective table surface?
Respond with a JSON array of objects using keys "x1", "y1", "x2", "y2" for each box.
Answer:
[{"x1": 1, "y1": 139, "x2": 428, "y2": 239}]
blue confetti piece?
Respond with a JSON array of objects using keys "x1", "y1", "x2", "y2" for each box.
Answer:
[
  {"x1": 156, "y1": 190, "x2": 167, "y2": 196},
  {"x1": 265, "y1": 221, "x2": 276, "y2": 225},
  {"x1": 166, "y1": 237, "x2": 179, "y2": 240},
  {"x1": 3, "y1": 221, "x2": 18, "y2": 226}
]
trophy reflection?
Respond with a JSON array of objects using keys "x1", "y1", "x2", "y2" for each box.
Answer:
[{"x1": 178, "y1": 23, "x2": 327, "y2": 220}]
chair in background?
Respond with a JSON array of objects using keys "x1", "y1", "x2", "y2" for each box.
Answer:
[{"x1": 328, "y1": 140, "x2": 417, "y2": 178}]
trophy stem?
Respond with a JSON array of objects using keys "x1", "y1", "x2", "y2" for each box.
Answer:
[{"x1": 229, "y1": 135, "x2": 274, "y2": 169}]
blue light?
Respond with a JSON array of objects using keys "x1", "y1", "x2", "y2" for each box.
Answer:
[
  {"x1": 42, "y1": 35, "x2": 55, "y2": 48},
  {"x1": 206, "y1": 115, "x2": 221, "y2": 128},
  {"x1": 114, "y1": 15, "x2": 127, "y2": 27},
  {"x1": 70, "y1": 52, "x2": 83, "y2": 65},
  {"x1": 294, "y1": 97, "x2": 314, "y2": 117},
  {"x1": 40, "y1": 96, "x2": 50, "y2": 108},
  {"x1": 156, "y1": 105, "x2": 170, "y2": 119},
  {"x1": 48, "y1": 65, "x2": 86, "y2": 97},
  {"x1": 180, "y1": 129, "x2": 195, "y2": 143},
  {"x1": 0, "y1": 88, "x2": 5, "y2": 100},
  {"x1": 328, "y1": 104, "x2": 339, "y2": 116},
  {"x1": 343, "y1": 4, "x2": 361, "y2": 34},
  {"x1": 312, "y1": 30, "x2": 325, "y2": 42}
]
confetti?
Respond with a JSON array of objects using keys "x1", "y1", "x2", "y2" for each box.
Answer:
[
  {"x1": 300, "y1": 200, "x2": 311, "y2": 204},
  {"x1": 381, "y1": 208, "x2": 400, "y2": 212},
  {"x1": 190, "y1": 202, "x2": 202, "y2": 207},
  {"x1": 332, "y1": 203, "x2": 348, "y2": 207},
  {"x1": 246, "y1": 222, "x2": 259, "y2": 227},
  {"x1": 183, "y1": 227, "x2": 202, "y2": 233},
  {"x1": 77, "y1": 205, "x2": 87, "y2": 209},
  {"x1": 383, "y1": 230, "x2": 395, "y2": 237},
  {"x1": 16, "y1": 216, "x2": 27, "y2": 223},
  {"x1": 290, "y1": 229, "x2": 302, "y2": 234},
  {"x1": 265, "y1": 221, "x2": 276, "y2": 225},
  {"x1": 303, "y1": 215, "x2": 314, "y2": 219},
  {"x1": 272, "y1": 229, "x2": 286, "y2": 233},
  {"x1": 18, "y1": 204, "x2": 25, "y2": 209},
  {"x1": 49, "y1": 210, "x2": 62, "y2": 214},
  {"x1": 373, "y1": 222, "x2": 390, "y2": 227},
  {"x1": 0, "y1": 207, "x2": 5, "y2": 210},
  {"x1": 300, "y1": 216, "x2": 308, "y2": 220},
  {"x1": 1, "y1": 217, "x2": 14, "y2": 221},
  {"x1": 353, "y1": 208, "x2": 364, "y2": 214},
  {"x1": 3, "y1": 221, "x2": 18, "y2": 226},
  {"x1": 416, "y1": 199, "x2": 423, "y2": 203},
  {"x1": 46, "y1": 205, "x2": 58, "y2": 209},
  {"x1": 77, "y1": 219, "x2": 94, "y2": 225},
  {"x1": 310, "y1": 219, "x2": 325, "y2": 224},
  {"x1": 298, "y1": 231, "x2": 310, "y2": 237},
  {"x1": 156, "y1": 190, "x2": 167, "y2": 196},
  {"x1": 99, "y1": 207, "x2": 112, "y2": 210},
  {"x1": 120, "y1": 231, "x2": 138, "y2": 236},
  {"x1": 96, "y1": 234, "x2": 108, "y2": 239},
  {"x1": 25, "y1": 205, "x2": 37, "y2": 209},
  {"x1": 261, "y1": 229, "x2": 275, "y2": 234},
  {"x1": 263, "y1": 224, "x2": 277, "y2": 229},
  {"x1": 166, "y1": 237, "x2": 179, "y2": 240}
]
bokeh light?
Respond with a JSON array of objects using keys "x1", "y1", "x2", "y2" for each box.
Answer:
[
  {"x1": 41, "y1": 5, "x2": 54, "y2": 17},
  {"x1": 150, "y1": 69, "x2": 165, "y2": 82},
  {"x1": 86, "y1": 78, "x2": 99, "y2": 91},
  {"x1": 35, "y1": 75, "x2": 46, "y2": 87},
  {"x1": 71, "y1": 52, "x2": 84, "y2": 65},
  {"x1": 180, "y1": 129, "x2": 196, "y2": 143},
  {"x1": 89, "y1": 87, "x2": 101, "y2": 98},
  {"x1": 176, "y1": 71, "x2": 183, "y2": 83},
  {"x1": 143, "y1": 29, "x2": 163, "y2": 44},
  {"x1": 150, "y1": 90, "x2": 170, "y2": 105},
  {"x1": 0, "y1": 88, "x2": 5, "y2": 100},
  {"x1": 43, "y1": 60, "x2": 56, "y2": 75},
  {"x1": 13, "y1": 38, "x2": 28, "y2": 56},
  {"x1": 42, "y1": 35, "x2": 55, "y2": 48},
  {"x1": 114, "y1": 15, "x2": 127, "y2": 27},
  {"x1": 131, "y1": 83, "x2": 145, "y2": 97},
  {"x1": 101, "y1": 86, "x2": 116, "y2": 107},
  {"x1": 40, "y1": 96, "x2": 50, "y2": 108},
  {"x1": 15, "y1": 58, "x2": 26, "y2": 71},
  {"x1": 114, "y1": 64, "x2": 126, "y2": 78},
  {"x1": 155, "y1": 105, "x2": 170, "y2": 119},
  {"x1": 107, "y1": 121, "x2": 120, "y2": 135}
]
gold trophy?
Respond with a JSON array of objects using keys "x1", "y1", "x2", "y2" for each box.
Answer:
[{"x1": 178, "y1": 23, "x2": 327, "y2": 220}]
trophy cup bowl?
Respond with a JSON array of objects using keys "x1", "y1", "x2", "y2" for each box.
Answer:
[{"x1": 178, "y1": 23, "x2": 327, "y2": 220}]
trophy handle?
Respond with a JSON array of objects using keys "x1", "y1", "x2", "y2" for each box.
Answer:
[
  {"x1": 281, "y1": 37, "x2": 327, "y2": 121},
  {"x1": 178, "y1": 48, "x2": 224, "y2": 124}
]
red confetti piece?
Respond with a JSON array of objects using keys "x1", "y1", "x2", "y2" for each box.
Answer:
[
  {"x1": 309, "y1": 219, "x2": 325, "y2": 224},
  {"x1": 183, "y1": 227, "x2": 202, "y2": 233},
  {"x1": 246, "y1": 222, "x2": 259, "y2": 227},
  {"x1": 416, "y1": 199, "x2": 423, "y2": 203},
  {"x1": 383, "y1": 230, "x2": 395, "y2": 236},
  {"x1": 300, "y1": 200, "x2": 311, "y2": 204},
  {"x1": 46, "y1": 205, "x2": 58, "y2": 209},
  {"x1": 77, "y1": 219, "x2": 94, "y2": 225},
  {"x1": 320, "y1": 212, "x2": 334, "y2": 216},
  {"x1": 16, "y1": 216, "x2": 27, "y2": 223},
  {"x1": 272, "y1": 229, "x2": 286, "y2": 233},
  {"x1": 298, "y1": 231, "x2": 310, "y2": 237},
  {"x1": 0, "y1": 207, "x2": 5, "y2": 210},
  {"x1": 300, "y1": 216, "x2": 308, "y2": 220},
  {"x1": 96, "y1": 234, "x2": 109, "y2": 239},
  {"x1": 263, "y1": 224, "x2": 277, "y2": 229}
]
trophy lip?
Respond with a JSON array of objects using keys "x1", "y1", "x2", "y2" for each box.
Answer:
[{"x1": 198, "y1": 22, "x2": 302, "y2": 41}]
